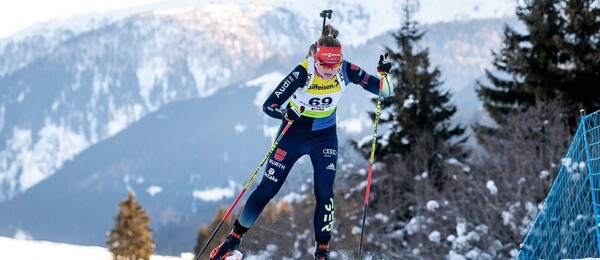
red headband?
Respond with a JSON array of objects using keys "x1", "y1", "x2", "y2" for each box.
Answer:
[{"x1": 316, "y1": 45, "x2": 342, "y2": 63}]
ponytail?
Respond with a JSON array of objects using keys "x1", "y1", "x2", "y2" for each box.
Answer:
[
  {"x1": 317, "y1": 24, "x2": 341, "y2": 48},
  {"x1": 306, "y1": 24, "x2": 341, "y2": 58},
  {"x1": 321, "y1": 24, "x2": 339, "y2": 38}
]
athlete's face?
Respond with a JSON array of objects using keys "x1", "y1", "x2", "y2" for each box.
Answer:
[{"x1": 315, "y1": 57, "x2": 341, "y2": 80}]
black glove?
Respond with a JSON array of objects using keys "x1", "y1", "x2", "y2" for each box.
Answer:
[
  {"x1": 283, "y1": 107, "x2": 303, "y2": 122},
  {"x1": 377, "y1": 53, "x2": 392, "y2": 75}
]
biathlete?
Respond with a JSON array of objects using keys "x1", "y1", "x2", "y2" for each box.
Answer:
[{"x1": 210, "y1": 24, "x2": 394, "y2": 260}]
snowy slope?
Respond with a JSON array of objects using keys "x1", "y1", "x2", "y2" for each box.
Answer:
[
  {"x1": 0, "y1": 236, "x2": 193, "y2": 260},
  {"x1": 0, "y1": 235, "x2": 306, "y2": 260}
]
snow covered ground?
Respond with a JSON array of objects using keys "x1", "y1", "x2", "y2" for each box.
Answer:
[
  {"x1": 4, "y1": 235, "x2": 600, "y2": 260},
  {"x1": 0, "y1": 236, "x2": 282, "y2": 260},
  {"x1": 0, "y1": 236, "x2": 194, "y2": 260}
]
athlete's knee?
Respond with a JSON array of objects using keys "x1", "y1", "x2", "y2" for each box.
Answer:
[{"x1": 254, "y1": 182, "x2": 280, "y2": 200}]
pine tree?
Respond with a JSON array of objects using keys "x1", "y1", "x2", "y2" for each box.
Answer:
[
  {"x1": 194, "y1": 206, "x2": 236, "y2": 256},
  {"x1": 359, "y1": 0, "x2": 465, "y2": 188},
  {"x1": 106, "y1": 192, "x2": 154, "y2": 260},
  {"x1": 562, "y1": 0, "x2": 600, "y2": 115},
  {"x1": 477, "y1": 0, "x2": 600, "y2": 126}
]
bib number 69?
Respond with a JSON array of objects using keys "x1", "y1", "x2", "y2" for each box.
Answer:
[{"x1": 309, "y1": 97, "x2": 333, "y2": 106}]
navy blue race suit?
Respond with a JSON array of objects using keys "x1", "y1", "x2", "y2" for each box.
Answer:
[{"x1": 237, "y1": 58, "x2": 392, "y2": 244}]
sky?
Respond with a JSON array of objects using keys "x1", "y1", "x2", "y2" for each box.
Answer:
[{"x1": 0, "y1": 0, "x2": 163, "y2": 39}]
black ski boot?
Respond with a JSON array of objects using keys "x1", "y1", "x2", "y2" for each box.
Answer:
[
  {"x1": 209, "y1": 230, "x2": 242, "y2": 260},
  {"x1": 314, "y1": 242, "x2": 331, "y2": 260}
]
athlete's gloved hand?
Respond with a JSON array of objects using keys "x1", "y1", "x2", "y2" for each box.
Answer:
[
  {"x1": 283, "y1": 107, "x2": 303, "y2": 122},
  {"x1": 377, "y1": 53, "x2": 392, "y2": 76}
]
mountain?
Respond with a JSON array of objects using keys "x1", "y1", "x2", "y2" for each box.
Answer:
[
  {"x1": 0, "y1": 82, "x2": 279, "y2": 253},
  {"x1": 0, "y1": 0, "x2": 519, "y2": 255},
  {"x1": 0, "y1": 2, "x2": 307, "y2": 201}
]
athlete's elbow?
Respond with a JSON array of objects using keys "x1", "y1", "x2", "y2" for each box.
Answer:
[{"x1": 263, "y1": 102, "x2": 284, "y2": 118}]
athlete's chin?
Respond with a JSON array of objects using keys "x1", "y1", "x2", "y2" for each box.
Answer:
[{"x1": 322, "y1": 73, "x2": 336, "y2": 79}]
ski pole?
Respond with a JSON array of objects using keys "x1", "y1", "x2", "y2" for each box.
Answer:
[
  {"x1": 358, "y1": 75, "x2": 388, "y2": 259},
  {"x1": 195, "y1": 121, "x2": 294, "y2": 260}
]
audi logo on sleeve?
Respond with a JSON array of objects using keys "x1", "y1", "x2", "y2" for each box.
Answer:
[{"x1": 322, "y1": 149, "x2": 337, "y2": 157}]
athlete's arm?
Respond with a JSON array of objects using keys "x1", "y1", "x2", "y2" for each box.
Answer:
[
  {"x1": 262, "y1": 65, "x2": 308, "y2": 119},
  {"x1": 344, "y1": 61, "x2": 393, "y2": 97}
]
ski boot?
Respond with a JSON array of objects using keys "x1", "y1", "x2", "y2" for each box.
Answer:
[
  {"x1": 209, "y1": 230, "x2": 243, "y2": 260},
  {"x1": 314, "y1": 242, "x2": 331, "y2": 260}
]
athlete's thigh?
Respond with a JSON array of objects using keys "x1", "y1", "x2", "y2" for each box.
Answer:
[
  {"x1": 309, "y1": 130, "x2": 338, "y2": 189},
  {"x1": 260, "y1": 129, "x2": 306, "y2": 188}
]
